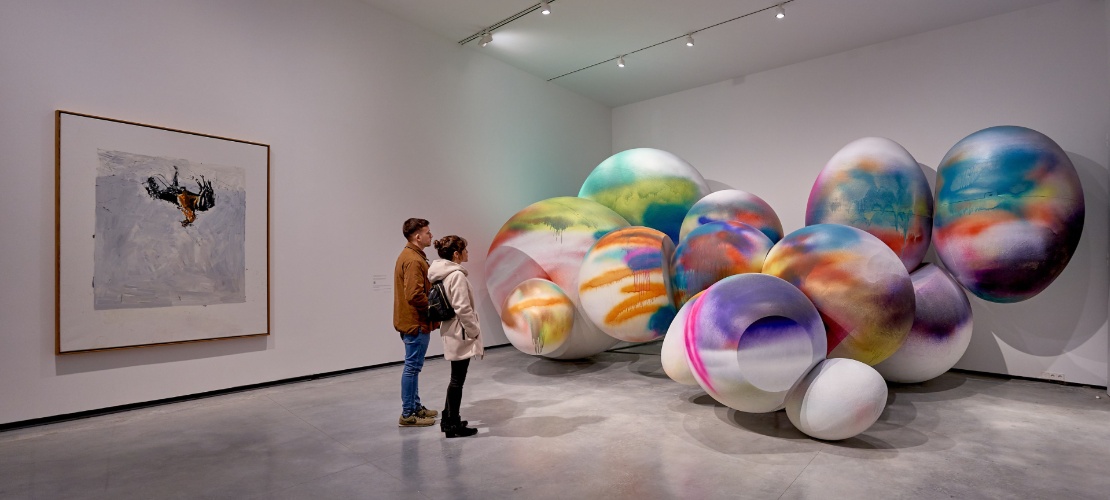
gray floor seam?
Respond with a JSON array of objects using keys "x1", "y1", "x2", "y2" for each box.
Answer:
[{"x1": 778, "y1": 451, "x2": 821, "y2": 499}]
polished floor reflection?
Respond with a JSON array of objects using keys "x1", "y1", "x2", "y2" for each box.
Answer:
[{"x1": 1, "y1": 343, "x2": 1108, "y2": 499}]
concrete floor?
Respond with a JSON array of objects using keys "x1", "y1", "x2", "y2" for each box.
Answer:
[{"x1": 1, "y1": 343, "x2": 1108, "y2": 499}]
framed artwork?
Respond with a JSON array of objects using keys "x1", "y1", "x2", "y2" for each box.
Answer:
[{"x1": 56, "y1": 111, "x2": 270, "y2": 354}]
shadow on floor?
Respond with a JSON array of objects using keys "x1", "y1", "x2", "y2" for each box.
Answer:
[{"x1": 476, "y1": 415, "x2": 604, "y2": 438}]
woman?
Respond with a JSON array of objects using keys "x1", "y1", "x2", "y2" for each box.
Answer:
[{"x1": 428, "y1": 235, "x2": 484, "y2": 438}]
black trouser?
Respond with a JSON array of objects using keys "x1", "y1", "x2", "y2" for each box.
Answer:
[{"x1": 443, "y1": 358, "x2": 470, "y2": 422}]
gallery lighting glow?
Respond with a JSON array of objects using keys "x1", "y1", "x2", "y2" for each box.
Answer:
[
  {"x1": 458, "y1": 1, "x2": 560, "y2": 45},
  {"x1": 457, "y1": 1, "x2": 793, "y2": 78},
  {"x1": 547, "y1": 0, "x2": 795, "y2": 81}
]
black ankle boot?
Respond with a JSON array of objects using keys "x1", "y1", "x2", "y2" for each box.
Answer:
[
  {"x1": 444, "y1": 423, "x2": 477, "y2": 438},
  {"x1": 439, "y1": 415, "x2": 468, "y2": 432}
]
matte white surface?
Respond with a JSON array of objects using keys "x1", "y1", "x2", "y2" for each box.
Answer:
[
  {"x1": 0, "y1": 0, "x2": 610, "y2": 424},
  {"x1": 786, "y1": 358, "x2": 888, "y2": 441},
  {"x1": 614, "y1": 0, "x2": 1110, "y2": 387},
  {"x1": 661, "y1": 296, "x2": 697, "y2": 385}
]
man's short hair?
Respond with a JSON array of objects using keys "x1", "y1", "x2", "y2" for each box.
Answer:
[{"x1": 402, "y1": 218, "x2": 429, "y2": 240}]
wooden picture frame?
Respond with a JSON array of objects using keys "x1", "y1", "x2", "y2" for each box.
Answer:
[{"x1": 56, "y1": 111, "x2": 270, "y2": 354}]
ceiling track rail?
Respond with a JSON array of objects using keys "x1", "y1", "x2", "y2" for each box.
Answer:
[
  {"x1": 547, "y1": 0, "x2": 794, "y2": 82},
  {"x1": 458, "y1": 1, "x2": 559, "y2": 45}
]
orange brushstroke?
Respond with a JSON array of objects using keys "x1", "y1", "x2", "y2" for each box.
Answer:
[{"x1": 580, "y1": 268, "x2": 635, "y2": 290}]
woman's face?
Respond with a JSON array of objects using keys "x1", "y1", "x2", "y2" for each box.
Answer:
[{"x1": 454, "y1": 247, "x2": 469, "y2": 263}]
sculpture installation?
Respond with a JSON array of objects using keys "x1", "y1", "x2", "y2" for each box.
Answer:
[{"x1": 487, "y1": 127, "x2": 1082, "y2": 440}]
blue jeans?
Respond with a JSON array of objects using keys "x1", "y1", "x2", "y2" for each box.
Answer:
[{"x1": 400, "y1": 331, "x2": 430, "y2": 417}]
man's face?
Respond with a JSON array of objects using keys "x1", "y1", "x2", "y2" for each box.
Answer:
[{"x1": 414, "y1": 226, "x2": 432, "y2": 249}]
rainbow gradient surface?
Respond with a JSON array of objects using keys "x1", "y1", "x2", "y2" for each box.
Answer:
[
  {"x1": 488, "y1": 196, "x2": 629, "y2": 303},
  {"x1": 670, "y1": 221, "x2": 773, "y2": 306},
  {"x1": 763, "y1": 224, "x2": 914, "y2": 365},
  {"x1": 685, "y1": 274, "x2": 826, "y2": 413},
  {"x1": 806, "y1": 137, "x2": 933, "y2": 271},
  {"x1": 578, "y1": 226, "x2": 677, "y2": 343},
  {"x1": 487, "y1": 196, "x2": 628, "y2": 358},
  {"x1": 679, "y1": 189, "x2": 784, "y2": 243},
  {"x1": 933, "y1": 126, "x2": 1084, "y2": 302},
  {"x1": 874, "y1": 264, "x2": 973, "y2": 383},
  {"x1": 501, "y1": 278, "x2": 575, "y2": 356},
  {"x1": 579, "y1": 148, "x2": 709, "y2": 244}
]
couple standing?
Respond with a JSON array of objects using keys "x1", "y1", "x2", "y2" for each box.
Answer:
[{"x1": 393, "y1": 218, "x2": 483, "y2": 438}]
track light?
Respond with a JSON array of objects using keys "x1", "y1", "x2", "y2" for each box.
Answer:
[
  {"x1": 479, "y1": 30, "x2": 492, "y2": 47},
  {"x1": 540, "y1": 2, "x2": 792, "y2": 81},
  {"x1": 540, "y1": 1, "x2": 550, "y2": 15}
]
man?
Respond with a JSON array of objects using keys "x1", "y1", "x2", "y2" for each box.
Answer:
[{"x1": 394, "y1": 218, "x2": 440, "y2": 427}]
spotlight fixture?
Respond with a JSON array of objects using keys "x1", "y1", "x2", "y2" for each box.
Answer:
[
  {"x1": 540, "y1": 1, "x2": 550, "y2": 15},
  {"x1": 546, "y1": 1, "x2": 796, "y2": 82},
  {"x1": 479, "y1": 30, "x2": 492, "y2": 47}
]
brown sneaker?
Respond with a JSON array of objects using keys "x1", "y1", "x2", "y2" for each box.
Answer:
[
  {"x1": 415, "y1": 406, "x2": 438, "y2": 418},
  {"x1": 398, "y1": 414, "x2": 435, "y2": 427}
]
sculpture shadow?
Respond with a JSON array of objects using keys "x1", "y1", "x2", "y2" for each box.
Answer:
[
  {"x1": 883, "y1": 371, "x2": 983, "y2": 404},
  {"x1": 629, "y1": 356, "x2": 669, "y2": 379},
  {"x1": 954, "y1": 153, "x2": 1107, "y2": 379},
  {"x1": 688, "y1": 393, "x2": 726, "y2": 408},
  {"x1": 477, "y1": 415, "x2": 604, "y2": 438},
  {"x1": 464, "y1": 398, "x2": 603, "y2": 438},
  {"x1": 464, "y1": 397, "x2": 560, "y2": 424},
  {"x1": 526, "y1": 357, "x2": 616, "y2": 377}
]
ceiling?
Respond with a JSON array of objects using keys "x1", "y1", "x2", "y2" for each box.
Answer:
[{"x1": 360, "y1": 0, "x2": 1058, "y2": 107}]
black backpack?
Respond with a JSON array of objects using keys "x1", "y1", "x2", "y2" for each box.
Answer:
[{"x1": 427, "y1": 279, "x2": 456, "y2": 322}]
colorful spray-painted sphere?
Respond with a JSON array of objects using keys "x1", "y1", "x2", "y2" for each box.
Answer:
[
  {"x1": 763, "y1": 224, "x2": 914, "y2": 366},
  {"x1": 806, "y1": 137, "x2": 933, "y2": 271},
  {"x1": 485, "y1": 245, "x2": 551, "y2": 317},
  {"x1": 934, "y1": 126, "x2": 1084, "y2": 303},
  {"x1": 488, "y1": 197, "x2": 628, "y2": 358},
  {"x1": 670, "y1": 221, "x2": 773, "y2": 306},
  {"x1": 679, "y1": 189, "x2": 784, "y2": 243},
  {"x1": 660, "y1": 291, "x2": 703, "y2": 386},
  {"x1": 487, "y1": 247, "x2": 619, "y2": 360},
  {"x1": 501, "y1": 279, "x2": 575, "y2": 356},
  {"x1": 579, "y1": 148, "x2": 710, "y2": 244},
  {"x1": 578, "y1": 226, "x2": 677, "y2": 343},
  {"x1": 488, "y1": 197, "x2": 630, "y2": 299},
  {"x1": 686, "y1": 274, "x2": 826, "y2": 413},
  {"x1": 785, "y1": 358, "x2": 888, "y2": 441},
  {"x1": 874, "y1": 264, "x2": 973, "y2": 383}
]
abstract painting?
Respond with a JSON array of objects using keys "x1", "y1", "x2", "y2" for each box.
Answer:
[
  {"x1": 56, "y1": 111, "x2": 269, "y2": 353},
  {"x1": 94, "y1": 151, "x2": 246, "y2": 310}
]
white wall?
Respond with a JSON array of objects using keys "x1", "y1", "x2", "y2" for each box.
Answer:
[
  {"x1": 0, "y1": 0, "x2": 611, "y2": 424},
  {"x1": 614, "y1": 0, "x2": 1110, "y2": 387}
]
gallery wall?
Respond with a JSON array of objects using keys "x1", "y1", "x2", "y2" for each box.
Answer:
[
  {"x1": 613, "y1": 0, "x2": 1110, "y2": 387},
  {"x1": 0, "y1": 0, "x2": 611, "y2": 425}
]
